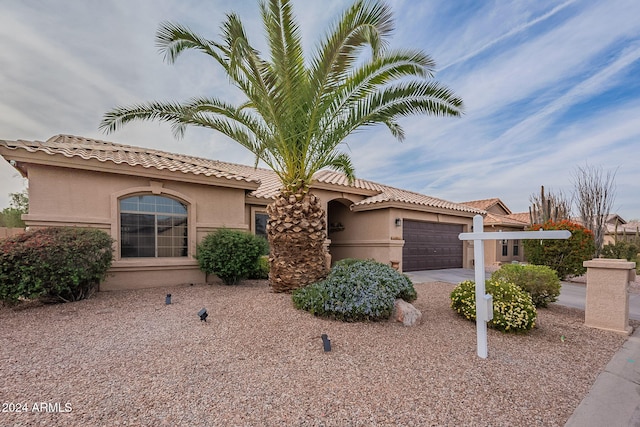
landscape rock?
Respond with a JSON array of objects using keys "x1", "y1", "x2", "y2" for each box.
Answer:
[{"x1": 391, "y1": 299, "x2": 422, "y2": 326}]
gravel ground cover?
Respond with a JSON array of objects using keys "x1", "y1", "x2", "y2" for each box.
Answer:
[{"x1": 1, "y1": 280, "x2": 637, "y2": 427}]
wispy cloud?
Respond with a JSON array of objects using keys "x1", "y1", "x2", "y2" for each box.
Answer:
[
  {"x1": 0, "y1": 0, "x2": 639, "y2": 219},
  {"x1": 440, "y1": 0, "x2": 578, "y2": 71}
]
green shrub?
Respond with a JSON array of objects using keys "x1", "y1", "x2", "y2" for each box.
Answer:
[
  {"x1": 491, "y1": 264, "x2": 560, "y2": 307},
  {"x1": 292, "y1": 259, "x2": 417, "y2": 322},
  {"x1": 450, "y1": 279, "x2": 537, "y2": 332},
  {"x1": 196, "y1": 229, "x2": 269, "y2": 285},
  {"x1": 601, "y1": 241, "x2": 639, "y2": 262},
  {"x1": 523, "y1": 220, "x2": 595, "y2": 279},
  {"x1": 0, "y1": 227, "x2": 114, "y2": 305},
  {"x1": 249, "y1": 255, "x2": 270, "y2": 280}
]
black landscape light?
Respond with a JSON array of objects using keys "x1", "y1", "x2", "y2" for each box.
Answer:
[
  {"x1": 166, "y1": 294, "x2": 172, "y2": 305},
  {"x1": 198, "y1": 308, "x2": 208, "y2": 322},
  {"x1": 321, "y1": 334, "x2": 331, "y2": 352}
]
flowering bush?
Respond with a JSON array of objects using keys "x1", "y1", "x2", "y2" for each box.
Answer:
[
  {"x1": 292, "y1": 259, "x2": 417, "y2": 322},
  {"x1": 491, "y1": 263, "x2": 560, "y2": 307},
  {"x1": 196, "y1": 229, "x2": 269, "y2": 285},
  {"x1": 450, "y1": 279, "x2": 537, "y2": 332},
  {"x1": 0, "y1": 227, "x2": 114, "y2": 305},
  {"x1": 523, "y1": 220, "x2": 595, "y2": 279}
]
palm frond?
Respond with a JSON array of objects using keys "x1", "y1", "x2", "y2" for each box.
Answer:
[
  {"x1": 101, "y1": 0, "x2": 464, "y2": 194},
  {"x1": 156, "y1": 21, "x2": 225, "y2": 65}
]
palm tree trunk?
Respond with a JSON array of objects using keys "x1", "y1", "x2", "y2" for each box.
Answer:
[{"x1": 266, "y1": 191, "x2": 329, "y2": 292}]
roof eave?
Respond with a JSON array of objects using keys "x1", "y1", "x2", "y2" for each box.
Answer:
[
  {"x1": 310, "y1": 181, "x2": 380, "y2": 197},
  {"x1": 0, "y1": 147, "x2": 260, "y2": 191},
  {"x1": 351, "y1": 200, "x2": 484, "y2": 217}
]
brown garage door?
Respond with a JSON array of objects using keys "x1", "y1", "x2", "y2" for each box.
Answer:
[{"x1": 402, "y1": 220, "x2": 463, "y2": 271}]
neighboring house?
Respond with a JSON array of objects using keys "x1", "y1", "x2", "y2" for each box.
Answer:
[
  {"x1": 0, "y1": 135, "x2": 485, "y2": 290},
  {"x1": 603, "y1": 215, "x2": 640, "y2": 245},
  {"x1": 460, "y1": 198, "x2": 529, "y2": 266}
]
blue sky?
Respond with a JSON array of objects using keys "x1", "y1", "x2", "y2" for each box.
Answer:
[{"x1": 1, "y1": 0, "x2": 639, "y2": 219}]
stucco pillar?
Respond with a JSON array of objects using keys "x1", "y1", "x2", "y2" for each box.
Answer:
[{"x1": 583, "y1": 258, "x2": 636, "y2": 335}]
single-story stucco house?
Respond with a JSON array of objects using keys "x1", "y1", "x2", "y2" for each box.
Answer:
[
  {"x1": 599, "y1": 214, "x2": 639, "y2": 246},
  {"x1": 460, "y1": 198, "x2": 528, "y2": 266},
  {"x1": 0, "y1": 135, "x2": 486, "y2": 290}
]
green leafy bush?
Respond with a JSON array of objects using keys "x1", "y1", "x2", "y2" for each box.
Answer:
[
  {"x1": 601, "y1": 241, "x2": 639, "y2": 262},
  {"x1": 196, "y1": 229, "x2": 269, "y2": 285},
  {"x1": 292, "y1": 259, "x2": 417, "y2": 322},
  {"x1": 491, "y1": 264, "x2": 560, "y2": 307},
  {"x1": 0, "y1": 227, "x2": 114, "y2": 305},
  {"x1": 523, "y1": 220, "x2": 595, "y2": 279},
  {"x1": 450, "y1": 279, "x2": 537, "y2": 332},
  {"x1": 249, "y1": 255, "x2": 270, "y2": 280}
]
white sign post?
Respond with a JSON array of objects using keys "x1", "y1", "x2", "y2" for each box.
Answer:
[{"x1": 458, "y1": 215, "x2": 571, "y2": 359}]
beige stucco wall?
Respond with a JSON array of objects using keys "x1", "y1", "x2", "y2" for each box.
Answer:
[
  {"x1": 583, "y1": 258, "x2": 635, "y2": 334},
  {"x1": 326, "y1": 200, "x2": 476, "y2": 271},
  {"x1": 23, "y1": 164, "x2": 250, "y2": 290},
  {"x1": 17, "y1": 161, "x2": 479, "y2": 289},
  {"x1": 481, "y1": 226, "x2": 527, "y2": 266},
  {"x1": 327, "y1": 204, "x2": 403, "y2": 267}
]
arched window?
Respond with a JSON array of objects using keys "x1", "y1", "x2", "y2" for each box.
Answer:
[{"x1": 120, "y1": 195, "x2": 188, "y2": 258}]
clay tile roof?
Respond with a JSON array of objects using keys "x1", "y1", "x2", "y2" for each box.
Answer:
[
  {"x1": 484, "y1": 212, "x2": 529, "y2": 227},
  {"x1": 507, "y1": 212, "x2": 531, "y2": 224},
  {"x1": 312, "y1": 170, "x2": 385, "y2": 192},
  {"x1": 2, "y1": 134, "x2": 261, "y2": 185},
  {"x1": 460, "y1": 198, "x2": 502, "y2": 211},
  {"x1": 353, "y1": 184, "x2": 485, "y2": 214},
  {"x1": 1, "y1": 134, "x2": 485, "y2": 213}
]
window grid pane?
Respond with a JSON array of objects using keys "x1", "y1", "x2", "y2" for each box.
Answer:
[{"x1": 120, "y1": 195, "x2": 188, "y2": 258}]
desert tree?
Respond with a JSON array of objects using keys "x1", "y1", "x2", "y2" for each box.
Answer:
[{"x1": 571, "y1": 164, "x2": 616, "y2": 257}]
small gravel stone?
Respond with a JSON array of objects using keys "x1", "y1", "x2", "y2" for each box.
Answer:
[{"x1": 0, "y1": 280, "x2": 636, "y2": 426}]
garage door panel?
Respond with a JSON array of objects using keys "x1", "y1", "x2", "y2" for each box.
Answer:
[{"x1": 402, "y1": 220, "x2": 463, "y2": 271}]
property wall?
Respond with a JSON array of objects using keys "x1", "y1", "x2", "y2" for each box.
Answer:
[{"x1": 24, "y1": 164, "x2": 249, "y2": 290}]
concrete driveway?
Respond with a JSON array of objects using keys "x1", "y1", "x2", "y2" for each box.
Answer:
[{"x1": 405, "y1": 268, "x2": 640, "y2": 321}]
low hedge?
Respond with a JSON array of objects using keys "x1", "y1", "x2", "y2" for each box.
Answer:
[{"x1": 0, "y1": 227, "x2": 114, "y2": 304}]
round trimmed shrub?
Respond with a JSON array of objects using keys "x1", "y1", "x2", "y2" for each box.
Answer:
[
  {"x1": 491, "y1": 264, "x2": 560, "y2": 307},
  {"x1": 292, "y1": 259, "x2": 417, "y2": 322},
  {"x1": 450, "y1": 279, "x2": 537, "y2": 332},
  {"x1": 196, "y1": 229, "x2": 269, "y2": 285},
  {"x1": 0, "y1": 227, "x2": 114, "y2": 305}
]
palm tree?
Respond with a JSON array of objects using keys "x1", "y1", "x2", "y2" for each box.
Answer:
[{"x1": 100, "y1": 0, "x2": 463, "y2": 292}]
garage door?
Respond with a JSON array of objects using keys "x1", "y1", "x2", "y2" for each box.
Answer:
[{"x1": 402, "y1": 221, "x2": 463, "y2": 271}]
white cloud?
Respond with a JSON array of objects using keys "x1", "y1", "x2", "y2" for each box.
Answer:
[{"x1": 1, "y1": 0, "x2": 639, "y2": 220}]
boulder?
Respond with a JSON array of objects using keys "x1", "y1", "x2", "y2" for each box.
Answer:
[{"x1": 391, "y1": 299, "x2": 422, "y2": 326}]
